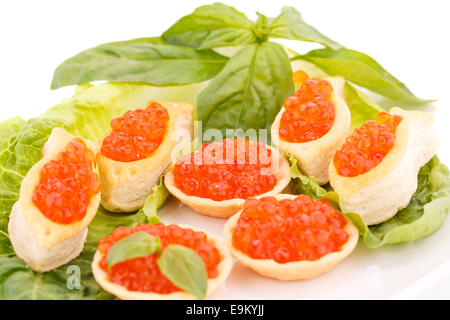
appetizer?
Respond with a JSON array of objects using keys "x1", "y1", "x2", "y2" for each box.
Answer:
[
  {"x1": 92, "y1": 223, "x2": 232, "y2": 300},
  {"x1": 8, "y1": 127, "x2": 101, "y2": 272},
  {"x1": 223, "y1": 194, "x2": 358, "y2": 280},
  {"x1": 271, "y1": 71, "x2": 351, "y2": 185},
  {"x1": 97, "y1": 101, "x2": 193, "y2": 212},
  {"x1": 164, "y1": 138, "x2": 291, "y2": 218},
  {"x1": 329, "y1": 108, "x2": 439, "y2": 225}
]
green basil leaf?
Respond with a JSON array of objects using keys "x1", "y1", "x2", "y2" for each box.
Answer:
[
  {"x1": 51, "y1": 38, "x2": 228, "y2": 89},
  {"x1": 106, "y1": 232, "x2": 161, "y2": 270},
  {"x1": 157, "y1": 244, "x2": 208, "y2": 299},
  {"x1": 197, "y1": 42, "x2": 294, "y2": 140},
  {"x1": 346, "y1": 156, "x2": 450, "y2": 248},
  {"x1": 344, "y1": 82, "x2": 383, "y2": 131},
  {"x1": 162, "y1": 3, "x2": 257, "y2": 49},
  {"x1": 267, "y1": 7, "x2": 341, "y2": 50},
  {"x1": 298, "y1": 47, "x2": 429, "y2": 103}
]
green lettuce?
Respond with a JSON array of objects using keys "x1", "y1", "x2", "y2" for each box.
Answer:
[
  {"x1": 289, "y1": 156, "x2": 450, "y2": 248},
  {"x1": 0, "y1": 82, "x2": 187, "y2": 299}
]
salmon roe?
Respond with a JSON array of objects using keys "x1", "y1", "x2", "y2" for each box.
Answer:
[
  {"x1": 172, "y1": 138, "x2": 277, "y2": 201},
  {"x1": 32, "y1": 138, "x2": 101, "y2": 224},
  {"x1": 232, "y1": 195, "x2": 349, "y2": 263},
  {"x1": 101, "y1": 102, "x2": 169, "y2": 162},
  {"x1": 98, "y1": 223, "x2": 222, "y2": 294},
  {"x1": 333, "y1": 112, "x2": 402, "y2": 177},
  {"x1": 279, "y1": 76, "x2": 335, "y2": 143}
]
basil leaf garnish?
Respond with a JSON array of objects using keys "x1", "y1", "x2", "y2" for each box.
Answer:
[
  {"x1": 267, "y1": 7, "x2": 341, "y2": 50},
  {"x1": 162, "y1": 3, "x2": 257, "y2": 49},
  {"x1": 157, "y1": 244, "x2": 208, "y2": 299},
  {"x1": 197, "y1": 42, "x2": 294, "y2": 141},
  {"x1": 298, "y1": 47, "x2": 430, "y2": 103},
  {"x1": 106, "y1": 232, "x2": 161, "y2": 270},
  {"x1": 51, "y1": 37, "x2": 228, "y2": 89}
]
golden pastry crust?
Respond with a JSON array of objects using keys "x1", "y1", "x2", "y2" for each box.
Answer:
[
  {"x1": 271, "y1": 77, "x2": 350, "y2": 185},
  {"x1": 8, "y1": 127, "x2": 100, "y2": 271},
  {"x1": 164, "y1": 146, "x2": 291, "y2": 218},
  {"x1": 97, "y1": 102, "x2": 193, "y2": 212},
  {"x1": 91, "y1": 225, "x2": 233, "y2": 300},
  {"x1": 223, "y1": 194, "x2": 359, "y2": 281},
  {"x1": 329, "y1": 107, "x2": 439, "y2": 225}
]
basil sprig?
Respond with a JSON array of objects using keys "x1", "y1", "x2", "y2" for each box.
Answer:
[
  {"x1": 157, "y1": 244, "x2": 208, "y2": 299},
  {"x1": 106, "y1": 232, "x2": 161, "y2": 270},
  {"x1": 51, "y1": 3, "x2": 430, "y2": 139}
]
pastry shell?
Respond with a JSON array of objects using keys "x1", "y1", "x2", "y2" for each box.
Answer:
[
  {"x1": 8, "y1": 127, "x2": 100, "y2": 272},
  {"x1": 329, "y1": 107, "x2": 439, "y2": 225},
  {"x1": 91, "y1": 224, "x2": 233, "y2": 300},
  {"x1": 223, "y1": 194, "x2": 359, "y2": 280},
  {"x1": 97, "y1": 102, "x2": 193, "y2": 212},
  {"x1": 271, "y1": 76, "x2": 351, "y2": 185},
  {"x1": 164, "y1": 146, "x2": 291, "y2": 218}
]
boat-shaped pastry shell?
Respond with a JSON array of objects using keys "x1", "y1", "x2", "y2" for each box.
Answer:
[
  {"x1": 8, "y1": 127, "x2": 100, "y2": 272},
  {"x1": 271, "y1": 77, "x2": 351, "y2": 185},
  {"x1": 329, "y1": 107, "x2": 439, "y2": 225},
  {"x1": 97, "y1": 102, "x2": 193, "y2": 212}
]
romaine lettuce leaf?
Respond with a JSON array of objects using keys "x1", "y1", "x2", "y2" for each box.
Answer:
[
  {"x1": 0, "y1": 82, "x2": 193, "y2": 299},
  {"x1": 289, "y1": 155, "x2": 450, "y2": 248}
]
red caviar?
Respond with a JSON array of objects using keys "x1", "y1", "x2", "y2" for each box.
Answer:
[
  {"x1": 172, "y1": 138, "x2": 277, "y2": 201},
  {"x1": 333, "y1": 112, "x2": 402, "y2": 177},
  {"x1": 232, "y1": 195, "x2": 349, "y2": 263},
  {"x1": 98, "y1": 223, "x2": 222, "y2": 294},
  {"x1": 279, "y1": 77, "x2": 335, "y2": 143},
  {"x1": 32, "y1": 139, "x2": 101, "y2": 224},
  {"x1": 101, "y1": 102, "x2": 169, "y2": 162}
]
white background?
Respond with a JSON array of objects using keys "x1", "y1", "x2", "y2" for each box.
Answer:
[{"x1": 1, "y1": 0, "x2": 449, "y2": 299}]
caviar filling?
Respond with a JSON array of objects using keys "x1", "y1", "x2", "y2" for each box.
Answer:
[
  {"x1": 172, "y1": 138, "x2": 277, "y2": 201},
  {"x1": 98, "y1": 223, "x2": 222, "y2": 294},
  {"x1": 101, "y1": 102, "x2": 169, "y2": 162},
  {"x1": 32, "y1": 138, "x2": 101, "y2": 224},
  {"x1": 279, "y1": 74, "x2": 335, "y2": 143},
  {"x1": 232, "y1": 195, "x2": 349, "y2": 263},
  {"x1": 334, "y1": 112, "x2": 402, "y2": 177}
]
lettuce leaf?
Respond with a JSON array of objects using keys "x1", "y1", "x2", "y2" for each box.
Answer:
[
  {"x1": 0, "y1": 82, "x2": 192, "y2": 299},
  {"x1": 289, "y1": 155, "x2": 450, "y2": 248}
]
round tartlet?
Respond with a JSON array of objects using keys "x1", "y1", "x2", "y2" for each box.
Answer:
[
  {"x1": 329, "y1": 107, "x2": 439, "y2": 225},
  {"x1": 223, "y1": 194, "x2": 359, "y2": 280},
  {"x1": 97, "y1": 102, "x2": 193, "y2": 213},
  {"x1": 164, "y1": 144, "x2": 291, "y2": 218},
  {"x1": 8, "y1": 127, "x2": 100, "y2": 272},
  {"x1": 271, "y1": 76, "x2": 351, "y2": 185},
  {"x1": 92, "y1": 224, "x2": 233, "y2": 300}
]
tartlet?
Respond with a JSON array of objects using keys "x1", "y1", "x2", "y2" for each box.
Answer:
[
  {"x1": 271, "y1": 76, "x2": 350, "y2": 185},
  {"x1": 97, "y1": 102, "x2": 193, "y2": 212},
  {"x1": 223, "y1": 194, "x2": 359, "y2": 280},
  {"x1": 164, "y1": 142, "x2": 291, "y2": 218},
  {"x1": 8, "y1": 127, "x2": 100, "y2": 272},
  {"x1": 92, "y1": 224, "x2": 232, "y2": 300},
  {"x1": 329, "y1": 107, "x2": 439, "y2": 225}
]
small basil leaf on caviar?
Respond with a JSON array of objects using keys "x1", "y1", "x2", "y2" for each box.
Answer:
[
  {"x1": 197, "y1": 42, "x2": 294, "y2": 140},
  {"x1": 345, "y1": 156, "x2": 450, "y2": 248},
  {"x1": 298, "y1": 48, "x2": 430, "y2": 103},
  {"x1": 106, "y1": 232, "x2": 161, "y2": 270},
  {"x1": 157, "y1": 244, "x2": 208, "y2": 299},
  {"x1": 267, "y1": 7, "x2": 341, "y2": 50},
  {"x1": 344, "y1": 82, "x2": 384, "y2": 131},
  {"x1": 162, "y1": 3, "x2": 257, "y2": 49},
  {"x1": 51, "y1": 37, "x2": 228, "y2": 89}
]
